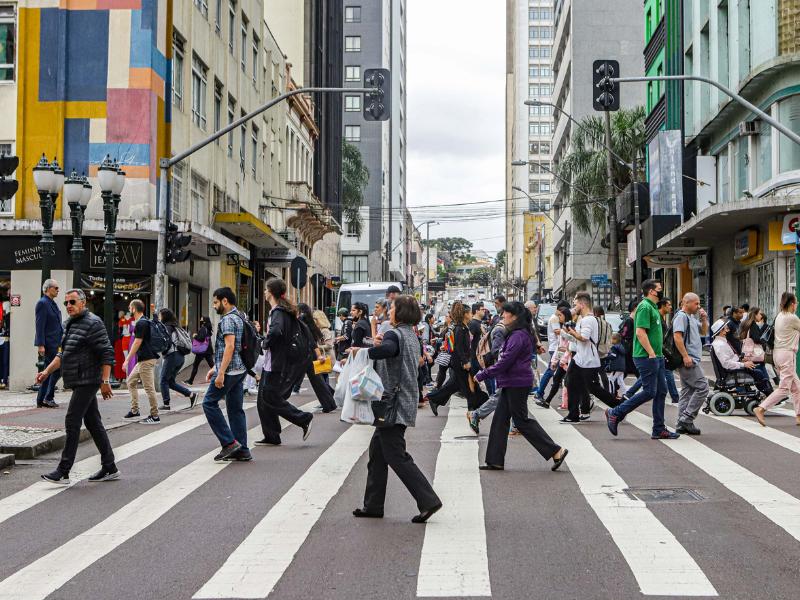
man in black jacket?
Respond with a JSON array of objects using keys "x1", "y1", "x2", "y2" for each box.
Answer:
[{"x1": 36, "y1": 289, "x2": 118, "y2": 485}]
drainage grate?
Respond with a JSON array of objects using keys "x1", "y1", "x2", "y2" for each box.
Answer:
[{"x1": 624, "y1": 487, "x2": 705, "y2": 503}]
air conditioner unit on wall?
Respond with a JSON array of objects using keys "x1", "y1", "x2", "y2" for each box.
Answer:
[{"x1": 739, "y1": 121, "x2": 759, "y2": 136}]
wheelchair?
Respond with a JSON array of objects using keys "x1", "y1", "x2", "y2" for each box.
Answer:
[{"x1": 701, "y1": 347, "x2": 762, "y2": 416}]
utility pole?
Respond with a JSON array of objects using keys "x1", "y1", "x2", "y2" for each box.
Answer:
[
  {"x1": 632, "y1": 152, "x2": 642, "y2": 294},
  {"x1": 604, "y1": 110, "x2": 622, "y2": 311}
]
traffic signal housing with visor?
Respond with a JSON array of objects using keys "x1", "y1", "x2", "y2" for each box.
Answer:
[
  {"x1": 0, "y1": 154, "x2": 18, "y2": 204},
  {"x1": 363, "y1": 68, "x2": 391, "y2": 121},
  {"x1": 593, "y1": 60, "x2": 620, "y2": 112},
  {"x1": 166, "y1": 221, "x2": 192, "y2": 263}
]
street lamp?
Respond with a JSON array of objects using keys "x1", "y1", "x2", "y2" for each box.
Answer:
[
  {"x1": 63, "y1": 170, "x2": 91, "y2": 288},
  {"x1": 32, "y1": 155, "x2": 64, "y2": 286},
  {"x1": 98, "y1": 156, "x2": 125, "y2": 341}
]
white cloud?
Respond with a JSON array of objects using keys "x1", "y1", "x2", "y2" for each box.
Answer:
[{"x1": 406, "y1": 0, "x2": 506, "y2": 253}]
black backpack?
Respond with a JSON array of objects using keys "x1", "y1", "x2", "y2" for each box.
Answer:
[
  {"x1": 233, "y1": 312, "x2": 262, "y2": 373},
  {"x1": 662, "y1": 311, "x2": 690, "y2": 370},
  {"x1": 148, "y1": 319, "x2": 171, "y2": 356},
  {"x1": 286, "y1": 319, "x2": 315, "y2": 366}
]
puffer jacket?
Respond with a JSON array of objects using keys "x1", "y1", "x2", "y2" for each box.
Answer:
[{"x1": 58, "y1": 310, "x2": 115, "y2": 387}]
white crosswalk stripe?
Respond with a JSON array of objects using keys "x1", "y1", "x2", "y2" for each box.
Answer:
[
  {"x1": 0, "y1": 402, "x2": 315, "y2": 600},
  {"x1": 536, "y1": 404, "x2": 717, "y2": 597},
  {"x1": 706, "y1": 414, "x2": 800, "y2": 456},
  {"x1": 417, "y1": 396, "x2": 491, "y2": 598}
]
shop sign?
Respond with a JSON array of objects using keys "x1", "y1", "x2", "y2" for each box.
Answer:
[
  {"x1": 80, "y1": 274, "x2": 152, "y2": 294},
  {"x1": 734, "y1": 230, "x2": 758, "y2": 261},
  {"x1": 88, "y1": 239, "x2": 145, "y2": 271},
  {"x1": 591, "y1": 274, "x2": 610, "y2": 287},
  {"x1": 687, "y1": 255, "x2": 707, "y2": 270},
  {"x1": 256, "y1": 247, "x2": 297, "y2": 263},
  {"x1": 0, "y1": 236, "x2": 156, "y2": 273},
  {"x1": 780, "y1": 213, "x2": 800, "y2": 245}
]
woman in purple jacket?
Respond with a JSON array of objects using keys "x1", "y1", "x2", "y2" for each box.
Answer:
[{"x1": 476, "y1": 302, "x2": 568, "y2": 471}]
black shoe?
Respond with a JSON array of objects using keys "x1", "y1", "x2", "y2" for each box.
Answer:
[
  {"x1": 123, "y1": 410, "x2": 141, "y2": 419},
  {"x1": 88, "y1": 467, "x2": 120, "y2": 482},
  {"x1": 302, "y1": 418, "x2": 313, "y2": 441},
  {"x1": 676, "y1": 421, "x2": 701, "y2": 435},
  {"x1": 353, "y1": 508, "x2": 384, "y2": 518},
  {"x1": 559, "y1": 417, "x2": 581, "y2": 424},
  {"x1": 139, "y1": 415, "x2": 161, "y2": 425},
  {"x1": 579, "y1": 414, "x2": 591, "y2": 421},
  {"x1": 43, "y1": 400, "x2": 58, "y2": 408},
  {"x1": 189, "y1": 392, "x2": 198, "y2": 408},
  {"x1": 429, "y1": 400, "x2": 439, "y2": 416},
  {"x1": 41, "y1": 470, "x2": 70, "y2": 485},
  {"x1": 534, "y1": 399, "x2": 550, "y2": 409},
  {"x1": 223, "y1": 448, "x2": 253, "y2": 462},
  {"x1": 551, "y1": 448, "x2": 569, "y2": 472},
  {"x1": 214, "y1": 441, "x2": 242, "y2": 461},
  {"x1": 254, "y1": 438, "x2": 281, "y2": 446},
  {"x1": 159, "y1": 404, "x2": 171, "y2": 411},
  {"x1": 412, "y1": 502, "x2": 443, "y2": 523},
  {"x1": 478, "y1": 464, "x2": 504, "y2": 470}
]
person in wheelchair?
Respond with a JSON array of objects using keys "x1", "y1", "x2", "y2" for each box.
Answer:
[{"x1": 710, "y1": 320, "x2": 773, "y2": 396}]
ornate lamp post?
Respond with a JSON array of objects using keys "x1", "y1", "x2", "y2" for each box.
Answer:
[
  {"x1": 98, "y1": 156, "x2": 124, "y2": 340},
  {"x1": 63, "y1": 170, "x2": 91, "y2": 288},
  {"x1": 32, "y1": 155, "x2": 64, "y2": 285}
]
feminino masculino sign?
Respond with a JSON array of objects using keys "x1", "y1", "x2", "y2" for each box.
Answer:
[{"x1": 0, "y1": 236, "x2": 157, "y2": 273}]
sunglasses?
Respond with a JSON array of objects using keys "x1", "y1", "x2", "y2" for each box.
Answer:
[{"x1": 63, "y1": 299, "x2": 79, "y2": 306}]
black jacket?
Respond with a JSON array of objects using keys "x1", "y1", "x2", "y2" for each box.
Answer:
[
  {"x1": 264, "y1": 306, "x2": 296, "y2": 374},
  {"x1": 451, "y1": 324, "x2": 471, "y2": 365},
  {"x1": 58, "y1": 310, "x2": 115, "y2": 388}
]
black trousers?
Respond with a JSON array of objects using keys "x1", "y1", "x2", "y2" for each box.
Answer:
[
  {"x1": 257, "y1": 372, "x2": 313, "y2": 444},
  {"x1": 427, "y1": 365, "x2": 487, "y2": 411},
  {"x1": 485, "y1": 387, "x2": 560, "y2": 466},
  {"x1": 305, "y1": 363, "x2": 337, "y2": 412},
  {"x1": 187, "y1": 352, "x2": 214, "y2": 383},
  {"x1": 566, "y1": 364, "x2": 619, "y2": 420},
  {"x1": 434, "y1": 363, "x2": 449, "y2": 388},
  {"x1": 363, "y1": 425, "x2": 440, "y2": 512},
  {"x1": 58, "y1": 384, "x2": 115, "y2": 474},
  {"x1": 544, "y1": 365, "x2": 567, "y2": 405}
]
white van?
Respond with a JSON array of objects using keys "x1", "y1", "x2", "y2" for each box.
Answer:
[{"x1": 334, "y1": 281, "x2": 407, "y2": 334}]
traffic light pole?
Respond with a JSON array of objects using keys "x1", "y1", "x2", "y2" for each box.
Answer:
[
  {"x1": 154, "y1": 86, "x2": 374, "y2": 310},
  {"x1": 604, "y1": 111, "x2": 622, "y2": 311}
]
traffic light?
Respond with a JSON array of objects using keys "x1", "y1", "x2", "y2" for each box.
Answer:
[
  {"x1": 363, "y1": 68, "x2": 391, "y2": 121},
  {"x1": 592, "y1": 59, "x2": 620, "y2": 112},
  {"x1": 166, "y1": 221, "x2": 192, "y2": 263},
  {"x1": 0, "y1": 154, "x2": 18, "y2": 206}
]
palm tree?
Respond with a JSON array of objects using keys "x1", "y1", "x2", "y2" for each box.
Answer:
[
  {"x1": 342, "y1": 141, "x2": 369, "y2": 236},
  {"x1": 555, "y1": 106, "x2": 646, "y2": 235}
]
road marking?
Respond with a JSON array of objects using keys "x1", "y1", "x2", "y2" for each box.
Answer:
[
  {"x1": 417, "y1": 396, "x2": 491, "y2": 598},
  {"x1": 0, "y1": 403, "x2": 315, "y2": 600},
  {"x1": 706, "y1": 414, "x2": 800, "y2": 456},
  {"x1": 620, "y1": 408, "x2": 800, "y2": 545},
  {"x1": 536, "y1": 403, "x2": 717, "y2": 597},
  {"x1": 766, "y1": 405, "x2": 798, "y2": 418},
  {"x1": 193, "y1": 424, "x2": 373, "y2": 599}
]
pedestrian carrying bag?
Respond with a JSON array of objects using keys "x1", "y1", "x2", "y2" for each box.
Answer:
[
  {"x1": 148, "y1": 319, "x2": 171, "y2": 356},
  {"x1": 314, "y1": 356, "x2": 333, "y2": 375},
  {"x1": 372, "y1": 334, "x2": 404, "y2": 428},
  {"x1": 350, "y1": 361, "x2": 384, "y2": 402},
  {"x1": 172, "y1": 326, "x2": 193, "y2": 356},
  {"x1": 596, "y1": 318, "x2": 612, "y2": 359},
  {"x1": 742, "y1": 337, "x2": 765, "y2": 363},
  {"x1": 233, "y1": 312, "x2": 262, "y2": 374},
  {"x1": 662, "y1": 312, "x2": 689, "y2": 371},
  {"x1": 339, "y1": 350, "x2": 375, "y2": 424},
  {"x1": 191, "y1": 337, "x2": 209, "y2": 354}
]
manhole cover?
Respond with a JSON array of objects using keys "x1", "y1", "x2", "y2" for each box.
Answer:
[
  {"x1": 624, "y1": 487, "x2": 705, "y2": 503},
  {"x1": 453, "y1": 435, "x2": 487, "y2": 440}
]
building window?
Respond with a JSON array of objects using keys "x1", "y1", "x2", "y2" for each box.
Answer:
[
  {"x1": 251, "y1": 124, "x2": 258, "y2": 176},
  {"x1": 344, "y1": 95, "x2": 361, "y2": 112},
  {"x1": 345, "y1": 6, "x2": 361, "y2": 23},
  {"x1": 0, "y1": 5, "x2": 16, "y2": 81},
  {"x1": 529, "y1": 181, "x2": 540, "y2": 193},
  {"x1": 190, "y1": 171, "x2": 208, "y2": 223},
  {"x1": 172, "y1": 37, "x2": 184, "y2": 110},
  {"x1": 171, "y1": 162, "x2": 185, "y2": 221},
  {"x1": 528, "y1": 26, "x2": 551, "y2": 39},
  {"x1": 779, "y1": 94, "x2": 800, "y2": 173},
  {"x1": 757, "y1": 262, "x2": 775, "y2": 322},
  {"x1": 756, "y1": 119, "x2": 772, "y2": 186},
  {"x1": 241, "y1": 15, "x2": 248, "y2": 72},
  {"x1": 345, "y1": 220, "x2": 360, "y2": 238},
  {"x1": 228, "y1": 1, "x2": 235, "y2": 54},
  {"x1": 343, "y1": 255, "x2": 369, "y2": 283},
  {"x1": 239, "y1": 110, "x2": 246, "y2": 170},
  {"x1": 0, "y1": 141, "x2": 12, "y2": 212},
  {"x1": 345, "y1": 65, "x2": 361, "y2": 82},
  {"x1": 215, "y1": 0, "x2": 222, "y2": 33},
  {"x1": 213, "y1": 81, "x2": 222, "y2": 141},
  {"x1": 345, "y1": 36, "x2": 361, "y2": 52},
  {"x1": 252, "y1": 35, "x2": 259, "y2": 85},
  {"x1": 344, "y1": 125, "x2": 361, "y2": 142},
  {"x1": 227, "y1": 96, "x2": 236, "y2": 157},
  {"x1": 191, "y1": 55, "x2": 208, "y2": 130},
  {"x1": 193, "y1": 0, "x2": 208, "y2": 19}
]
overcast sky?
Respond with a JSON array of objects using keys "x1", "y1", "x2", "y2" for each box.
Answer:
[{"x1": 406, "y1": 1, "x2": 506, "y2": 256}]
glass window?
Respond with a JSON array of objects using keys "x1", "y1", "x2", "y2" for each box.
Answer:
[
  {"x1": 342, "y1": 255, "x2": 369, "y2": 283},
  {"x1": 213, "y1": 82, "x2": 222, "y2": 142},
  {"x1": 191, "y1": 55, "x2": 208, "y2": 130},
  {"x1": 345, "y1": 95, "x2": 361, "y2": 111},
  {"x1": 345, "y1": 65, "x2": 361, "y2": 81},
  {"x1": 228, "y1": 1, "x2": 235, "y2": 54},
  {"x1": 779, "y1": 95, "x2": 800, "y2": 173},
  {"x1": 171, "y1": 162, "x2": 185, "y2": 221},
  {"x1": 241, "y1": 16, "x2": 247, "y2": 72},
  {"x1": 215, "y1": 0, "x2": 222, "y2": 32},
  {"x1": 251, "y1": 125, "x2": 258, "y2": 176},
  {"x1": 0, "y1": 5, "x2": 16, "y2": 81},
  {"x1": 190, "y1": 171, "x2": 208, "y2": 223},
  {"x1": 227, "y1": 97, "x2": 236, "y2": 157},
  {"x1": 0, "y1": 141, "x2": 12, "y2": 212},
  {"x1": 239, "y1": 110, "x2": 246, "y2": 170},
  {"x1": 193, "y1": 0, "x2": 208, "y2": 18},
  {"x1": 529, "y1": 181, "x2": 540, "y2": 193},
  {"x1": 172, "y1": 40, "x2": 184, "y2": 110},
  {"x1": 756, "y1": 118, "x2": 772, "y2": 186},
  {"x1": 345, "y1": 36, "x2": 361, "y2": 52},
  {"x1": 344, "y1": 125, "x2": 361, "y2": 142},
  {"x1": 345, "y1": 6, "x2": 361, "y2": 22},
  {"x1": 735, "y1": 137, "x2": 747, "y2": 199},
  {"x1": 717, "y1": 148, "x2": 729, "y2": 203},
  {"x1": 252, "y1": 35, "x2": 259, "y2": 84},
  {"x1": 346, "y1": 220, "x2": 359, "y2": 238}
]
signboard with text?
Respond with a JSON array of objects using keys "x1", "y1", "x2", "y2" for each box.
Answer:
[{"x1": 0, "y1": 236, "x2": 156, "y2": 273}]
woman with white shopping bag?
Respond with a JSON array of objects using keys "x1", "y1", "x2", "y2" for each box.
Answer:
[
  {"x1": 337, "y1": 350, "x2": 377, "y2": 423},
  {"x1": 350, "y1": 295, "x2": 443, "y2": 524}
]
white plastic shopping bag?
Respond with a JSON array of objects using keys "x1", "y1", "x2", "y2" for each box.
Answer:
[
  {"x1": 334, "y1": 354, "x2": 354, "y2": 407},
  {"x1": 340, "y1": 350, "x2": 376, "y2": 424}
]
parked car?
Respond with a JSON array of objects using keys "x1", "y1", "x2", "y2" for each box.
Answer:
[{"x1": 535, "y1": 303, "x2": 559, "y2": 341}]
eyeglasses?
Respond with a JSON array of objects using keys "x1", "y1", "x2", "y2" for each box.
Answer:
[{"x1": 63, "y1": 299, "x2": 79, "y2": 306}]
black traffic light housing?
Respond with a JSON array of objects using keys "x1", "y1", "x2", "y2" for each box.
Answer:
[
  {"x1": 0, "y1": 154, "x2": 18, "y2": 204},
  {"x1": 363, "y1": 68, "x2": 391, "y2": 121},
  {"x1": 166, "y1": 221, "x2": 192, "y2": 263},
  {"x1": 593, "y1": 59, "x2": 620, "y2": 112}
]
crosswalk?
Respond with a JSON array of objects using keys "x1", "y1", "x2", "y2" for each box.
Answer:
[{"x1": 0, "y1": 396, "x2": 799, "y2": 599}]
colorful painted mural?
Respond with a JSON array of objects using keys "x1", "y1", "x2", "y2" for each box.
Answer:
[{"x1": 15, "y1": 0, "x2": 170, "y2": 219}]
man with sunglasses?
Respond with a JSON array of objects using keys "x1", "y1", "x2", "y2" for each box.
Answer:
[
  {"x1": 34, "y1": 279, "x2": 63, "y2": 408},
  {"x1": 37, "y1": 289, "x2": 118, "y2": 485}
]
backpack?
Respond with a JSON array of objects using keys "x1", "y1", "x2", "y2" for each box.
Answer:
[
  {"x1": 233, "y1": 312, "x2": 262, "y2": 373},
  {"x1": 286, "y1": 319, "x2": 315, "y2": 365},
  {"x1": 170, "y1": 325, "x2": 193, "y2": 356},
  {"x1": 477, "y1": 325, "x2": 497, "y2": 369},
  {"x1": 148, "y1": 319, "x2": 171, "y2": 356},
  {"x1": 662, "y1": 311, "x2": 689, "y2": 371},
  {"x1": 596, "y1": 317, "x2": 612, "y2": 359}
]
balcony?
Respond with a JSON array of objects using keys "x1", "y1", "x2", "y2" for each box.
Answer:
[
  {"x1": 616, "y1": 182, "x2": 650, "y2": 231},
  {"x1": 283, "y1": 181, "x2": 342, "y2": 247}
]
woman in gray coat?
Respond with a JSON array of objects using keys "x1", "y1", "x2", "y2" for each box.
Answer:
[{"x1": 351, "y1": 295, "x2": 443, "y2": 523}]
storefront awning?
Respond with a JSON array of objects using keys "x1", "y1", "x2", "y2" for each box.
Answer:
[{"x1": 214, "y1": 212, "x2": 294, "y2": 250}]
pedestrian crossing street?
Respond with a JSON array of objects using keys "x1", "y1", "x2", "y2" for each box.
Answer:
[{"x1": 0, "y1": 396, "x2": 799, "y2": 599}]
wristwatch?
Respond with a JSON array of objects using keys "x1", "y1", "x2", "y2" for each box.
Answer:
[{"x1": 102, "y1": 380, "x2": 111, "y2": 385}]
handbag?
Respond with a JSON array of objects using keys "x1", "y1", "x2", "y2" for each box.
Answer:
[
  {"x1": 372, "y1": 333, "x2": 404, "y2": 428},
  {"x1": 192, "y1": 338, "x2": 209, "y2": 354},
  {"x1": 314, "y1": 356, "x2": 333, "y2": 375},
  {"x1": 742, "y1": 337, "x2": 765, "y2": 363},
  {"x1": 434, "y1": 351, "x2": 451, "y2": 367}
]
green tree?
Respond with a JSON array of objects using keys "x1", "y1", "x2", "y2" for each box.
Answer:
[
  {"x1": 465, "y1": 267, "x2": 494, "y2": 286},
  {"x1": 495, "y1": 249, "x2": 506, "y2": 273},
  {"x1": 556, "y1": 106, "x2": 646, "y2": 235},
  {"x1": 428, "y1": 237, "x2": 473, "y2": 263},
  {"x1": 342, "y1": 141, "x2": 369, "y2": 237}
]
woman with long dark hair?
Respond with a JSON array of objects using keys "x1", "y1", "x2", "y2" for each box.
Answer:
[
  {"x1": 476, "y1": 301, "x2": 568, "y2": 471},
  {"x1": 186, "y1": 316, "x2": 214, "y2": 384},
  {"x1": 350, "y1": 302, "x2": 372, "y2": 348},
  {"x1": 158, "y1": 308, "x2": 197, "y2": 410},
  {"x1": 296, "y1": 303, "x2": 337, "y2": 412},
  {"x1": 255, "y1": 278, "x2": 314, "y2": 446},
  {"x1": 351, "y1": 295, "x2": 442, "y2": 523},
  {"x1": 739, "y1": 306, "x2": 771, "y2": 386}
]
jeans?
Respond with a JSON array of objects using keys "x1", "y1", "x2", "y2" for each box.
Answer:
[
  {"x1": 535, "y1": 352, "x2": 555, "y2": 397},
  {"x1": 626, "y1": 377, "x2": 642, "y2": 398},
  {"x1": 664, "y1": 364, "x2": 679, "y2": 402},
  {"x1": 485, "y1": 377, "x2": 496, "y2": 396},
  {"x1": 36, "y1": 347, "x2": 60, "y2": 405},
  {"x1": 475, "y1": 389, "x2": 500, "y2": 419},
  {"x1": 203, "y1": 371, "x2": 248, "y2": 449},
  {"x1": 57, "y1": 384, "x2": 115, "y2": 474},
  {"x1": 160, "y1": 352, "x2": 192, "y2": 404},
  {"x1": 610, "y1": 356, "x2": 667, "y2": 435}
]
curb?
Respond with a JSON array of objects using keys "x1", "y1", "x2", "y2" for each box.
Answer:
[
  {"x1": 0, "y1": 421, "x2": 129, "y2": 460},
  {"x1": 0, "y1": 453, "x2": 14, "y2": 469}
]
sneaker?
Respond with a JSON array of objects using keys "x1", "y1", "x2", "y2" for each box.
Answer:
[
  {"x1": 254, "y1": 438, "x2": 281, "y2": 446},
  {"x1": 558, "y1": 417, "x2": 581, "y2": 424},
  {"x1": 676, "y1": 421, "x2": 701, "y2": 435},
  {"x1": 42, "y1": 400, "x2": 59, "y2": 408},
  {"x1": 302, "y1": 418, "x2": 313, "y2": 441},
  {"x1": 88, "y1": 467, "x2": 120, "y2": 482},
  {"x1": 41, "y1": 470, "x2": 70, "y2": 485},
  {"x1": 123, "y1": 410, "x2": 141, "y2": 419},
  {"x1": 189, "y1": 392, "x2": 198, "y2": 409},
  {"x1": 579, "y1": 414, "x2": 590, "y2": 422},
  {"x1": 223, "y1": 448, "x2": 253, "y2": 462},
  {"x1": 158, "y1": 404, "x2": 171, "y2": 411},
  {"x1": 214, "y1": 440, "x2": 242, "y2": 461},
  {"x1": 468, "y1": 411, "x2": 480, "y2": 435},
  {"x1": 534, "y1": 399, "x2": 550, "y2": 409},
  {"x1": 532, "y1": 391, "x2": 543, "y2": 401},
  {"x1": 651, "y1": 429, "x2": 680, "y2": 440},
  {"x1": 605, "y1": 409, "x2": 619, "y2": 436},
  {"x1": 428, "y1": 399, "x2": 439, "y2": 417},
  {"x1": 508, "y1": 427, "x2": 520, "y2": 436},
  {"x1": 139, "y1": 415, "x2": 161, "y2": 425}
]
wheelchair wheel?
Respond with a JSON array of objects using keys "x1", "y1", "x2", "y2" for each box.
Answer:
[
  {"x1": 745, "y1": 398, "x2": 761, "y2": 416},
  {"x1": 709, "y1": 391, "x2": 735, "y2": 416}
]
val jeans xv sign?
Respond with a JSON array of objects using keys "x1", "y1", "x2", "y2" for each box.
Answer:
[{"x1": 0, "y1": 236, "x2": 156, "y2": 273}]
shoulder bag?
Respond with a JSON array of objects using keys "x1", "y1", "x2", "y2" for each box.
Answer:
[{"x1": 372, "y1": 332, "x2": 404, "y2": 428}]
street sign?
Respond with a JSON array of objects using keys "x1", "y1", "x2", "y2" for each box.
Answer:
[
  {"x1": 591, "y1": 274, "x2": 610, "y2": 287},
  {"x1": 290, "y1": 256, "x2": 308, "y2": 289},
  {"x1": 9, "y1": 294, "x2": 20, "y2": 307}
]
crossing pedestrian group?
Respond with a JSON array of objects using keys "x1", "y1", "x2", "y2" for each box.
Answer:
[{"x1": 29, "y1": 275, "x2": 800, "y2": 526}]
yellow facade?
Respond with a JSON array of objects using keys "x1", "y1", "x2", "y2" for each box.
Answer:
[{"x1": 523, "y1": 213, "x2": 553, "y2": 290}]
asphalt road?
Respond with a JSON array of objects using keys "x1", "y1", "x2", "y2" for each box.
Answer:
[{"x1": 0, "y1": 384, "x2": 799, "y2": 600}]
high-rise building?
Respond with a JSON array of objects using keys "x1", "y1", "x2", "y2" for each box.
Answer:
[{"x1": 340, "y1": 0, "x2": 407, "y2": 283}]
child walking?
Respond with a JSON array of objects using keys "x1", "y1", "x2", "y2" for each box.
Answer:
[{"x1": 607, "y1": 332, "x2": 628, "y2": 400}]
